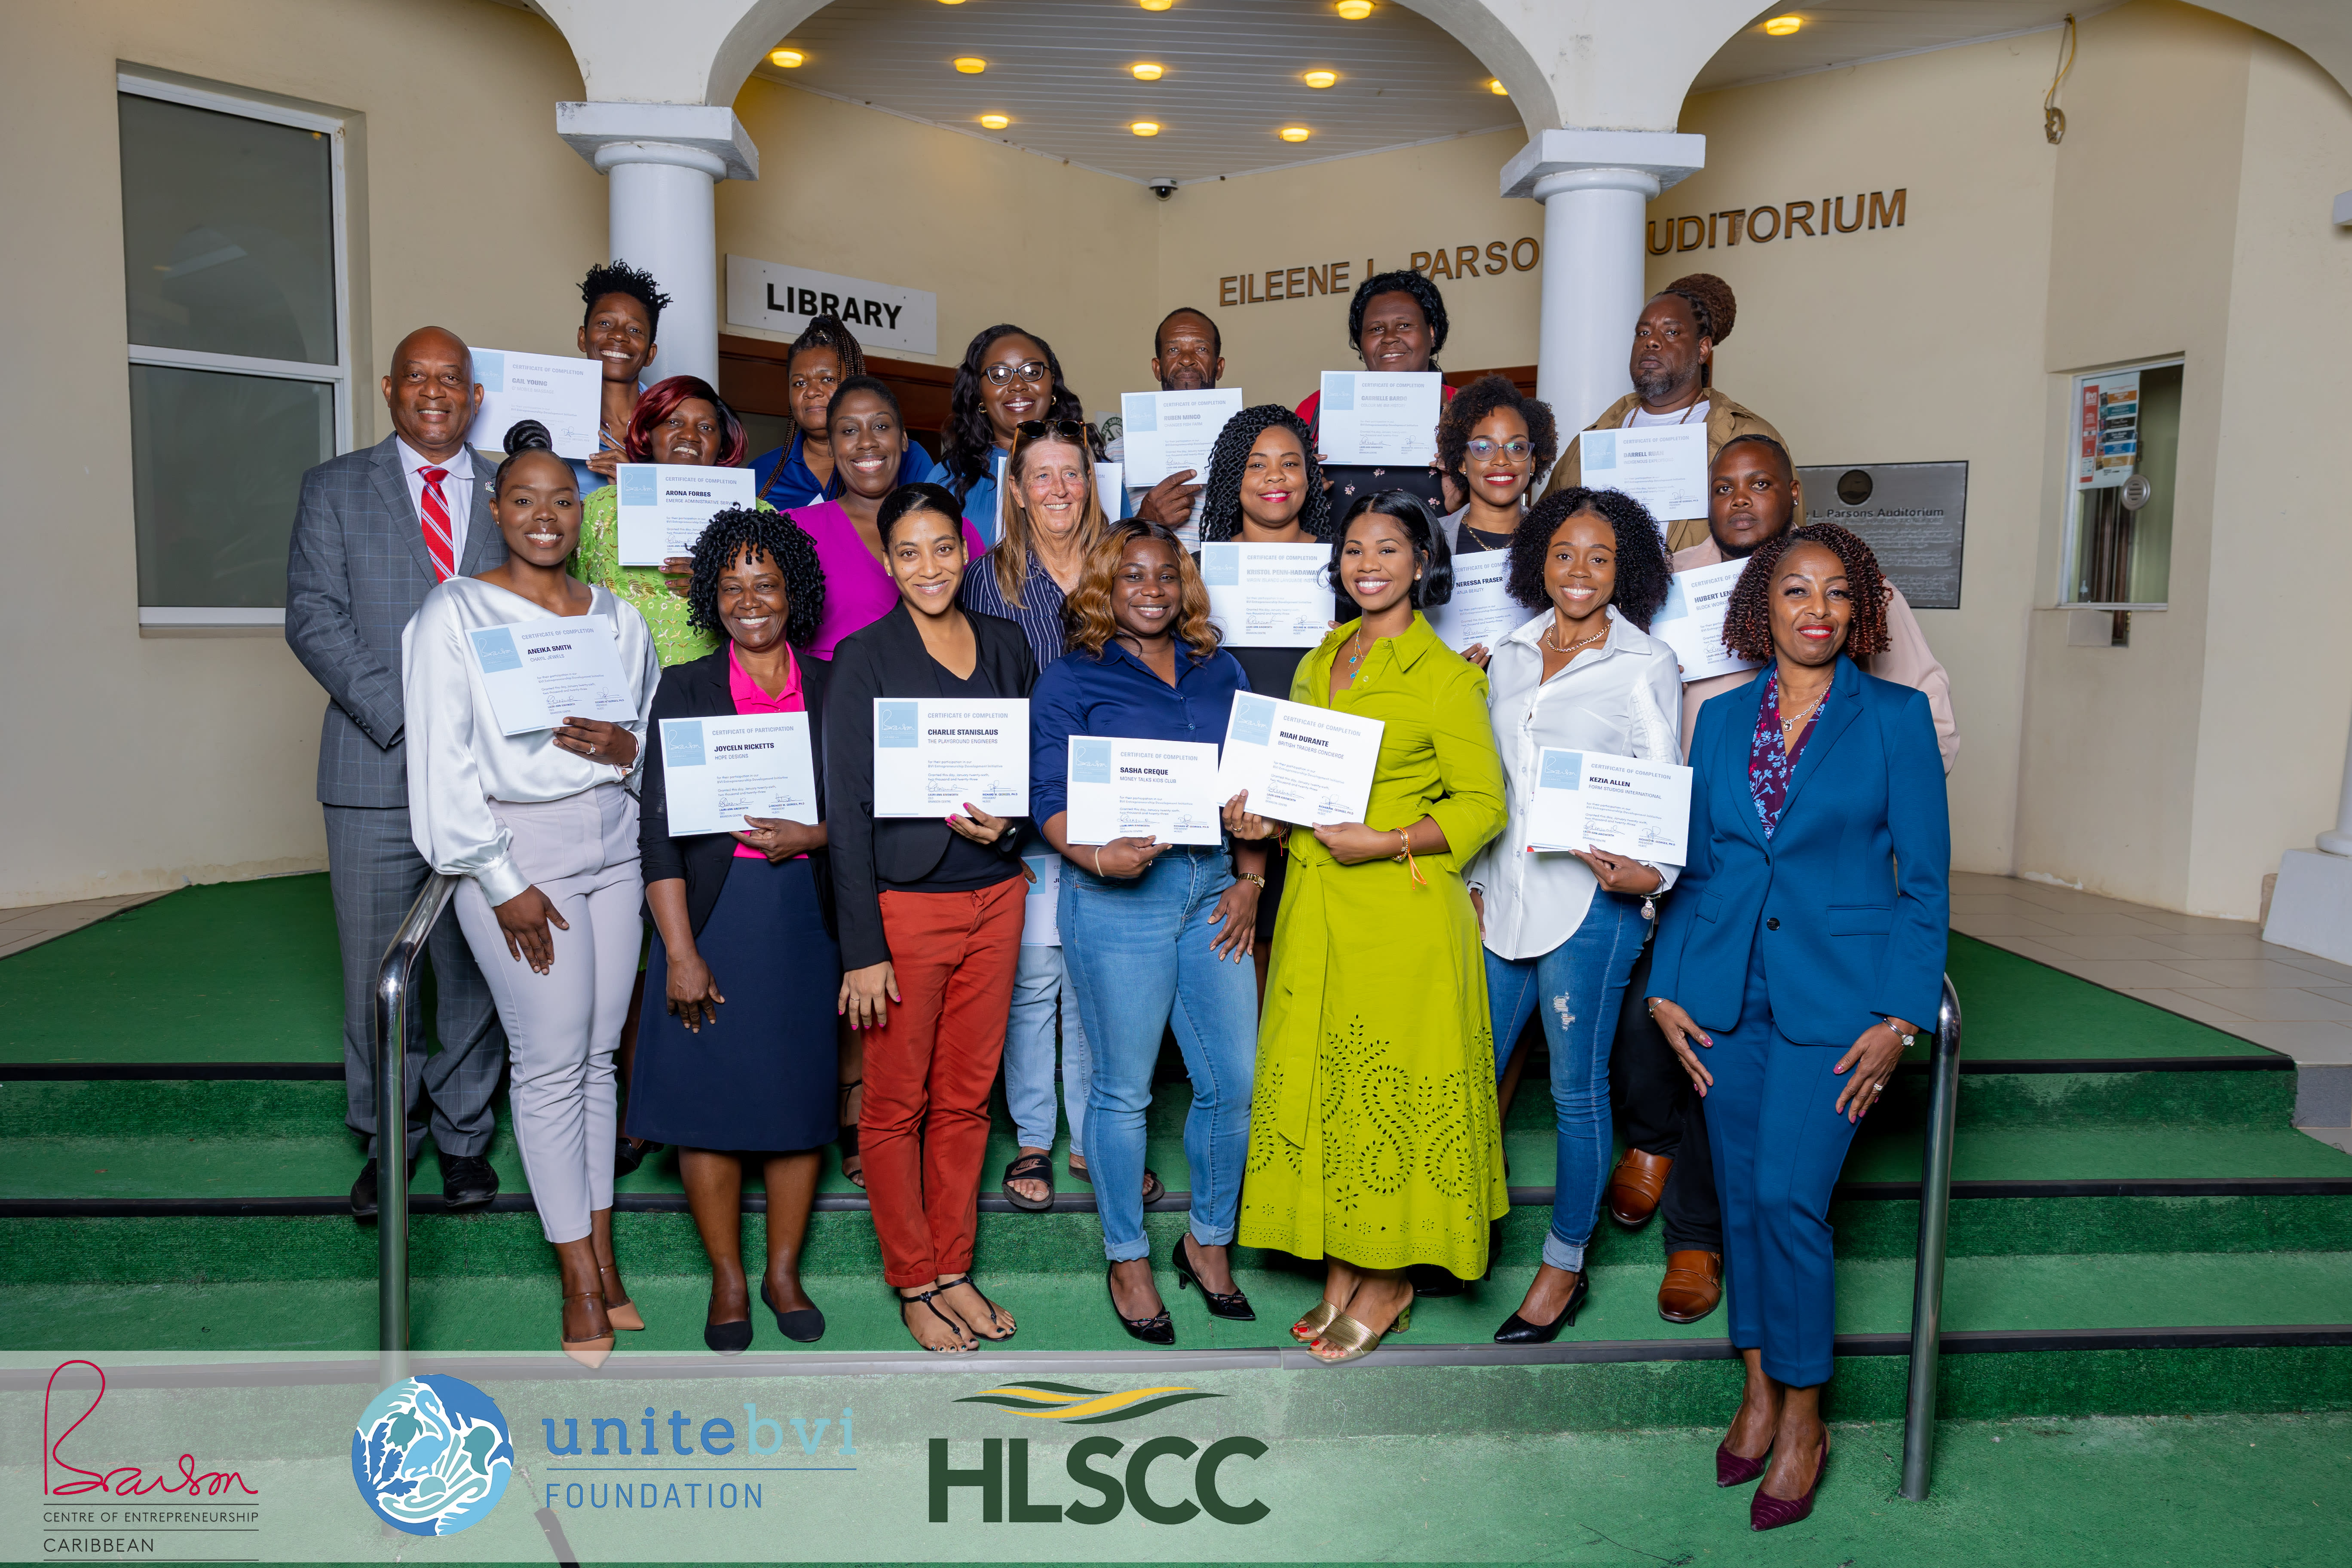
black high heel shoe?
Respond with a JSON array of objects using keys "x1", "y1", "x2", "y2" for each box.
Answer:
[
  {"x1": 1492, "y1": 1271, "x2": 1589, "y2": 1345},
  {"x1": 1106, "y1": 1263, "x2": 1174, "y2": 1345},
  {"x1": 1171, "y1": 1235, "x2": 1255, "y2": 1321}
]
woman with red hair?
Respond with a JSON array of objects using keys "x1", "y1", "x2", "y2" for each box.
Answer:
[{"x1": 572, "y1": 374, "x2": 765, "y2": 667}]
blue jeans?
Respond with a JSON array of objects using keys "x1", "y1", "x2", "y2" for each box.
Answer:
[
  {"x1": 1004, "y1": 943, "x2": 1090, "y2": 1161},
  {"x1": 1485, "y1": 893, "x2": 1648, "y2": 1271},
  {"x1": 1060, "y1": 846, "x2": 1258, "y2": 1263}
]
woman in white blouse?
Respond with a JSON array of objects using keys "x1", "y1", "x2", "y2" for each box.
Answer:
[
  {"x1": 1465, "y1": 487, "x2": 1681, "y2": 1346},
  {"x1": 404, "y1": 419, "x2": 661, "y2": 1368}
]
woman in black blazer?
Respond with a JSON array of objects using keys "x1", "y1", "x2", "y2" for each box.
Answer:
[
  {"x1": 629, "y1": 508, "x2": 840, "y2": 1355},
  {"x1": 826, "y1": 482, "x2": 1035, "y2": 1354}
]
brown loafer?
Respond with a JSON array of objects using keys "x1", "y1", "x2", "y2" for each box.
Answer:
[
  {"x1": 1605, "y1": 1149, "x2": 1673, "y2": 1228},
  {"x1": 1657, "y1": 1250, "x2": 1724, "y2": 1324}
]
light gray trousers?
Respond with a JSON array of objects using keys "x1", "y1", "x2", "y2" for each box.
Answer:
[{"x1": 452, "y1": 784, "x2": 643, "y2": 1244}]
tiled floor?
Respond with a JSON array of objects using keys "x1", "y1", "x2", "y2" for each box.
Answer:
[
  {"x1": 1951, "y1": 871, "x2": 2352, "y2": 1148},
  {"x1": 0, "y1": 891, "x2": 169, "y2": 959}
]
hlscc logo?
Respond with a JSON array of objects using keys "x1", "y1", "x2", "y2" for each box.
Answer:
[
  {"x1": 931, "y1": 1382, "x2": 1266, "y2": 1525},
  {"x1": 352, "y1": 1375, "x2": 513, "y2": 1536}
]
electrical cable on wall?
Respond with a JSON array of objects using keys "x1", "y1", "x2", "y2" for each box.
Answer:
[{"x1": 2046, "y1": 13, "x2": 2077, "y2": 144}]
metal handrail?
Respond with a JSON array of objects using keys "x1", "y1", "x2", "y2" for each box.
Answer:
[
  {"x1": 375, "y1": 871, "x2": 461, "y2": 1378},
  {"x1": 1900, "y1": 974, "x2": 1963, "y2": 1500}
]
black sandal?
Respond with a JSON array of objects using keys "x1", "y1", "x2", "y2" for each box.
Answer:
[
  {"x1": 935, "y1": 1274, "x2": 1015, "y2": 1341},
  {"x1": 1067, "y1": 1160, "x2": 1164, "y2": 1206},
  {"x1": 1000, "y1": 1151, "x2": 1056, "y2": 1212},
  {"x1": 897, "y1": 1287, "x2": 974, "y2": 1354}
]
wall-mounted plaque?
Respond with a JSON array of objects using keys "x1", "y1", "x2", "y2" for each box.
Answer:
[{"x1": 1797, "y1": 460, "x2": 1967, "y2": 610}]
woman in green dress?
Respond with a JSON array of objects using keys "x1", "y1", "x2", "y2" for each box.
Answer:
[
  {"x1": 1222, "y1": 490, "x2": 1510, "y2": 1363},
  {"x1": 572, "y1": 374, "x2": 775, "y2": 668}
]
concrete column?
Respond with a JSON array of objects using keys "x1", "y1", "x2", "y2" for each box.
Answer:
[
  {"x1": 556, "y1": 102, "x2": 760, "y2": 389},
  {"x1": 1501, "y1": 130, "x2": 1706, "y2": 432},
  {"x1": 2266, "y1": 716, "x2": 2352, "y2": 963}
]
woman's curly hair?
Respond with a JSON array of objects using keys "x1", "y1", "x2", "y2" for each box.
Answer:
[
  {"x1": 1435, "y1": 374, "x2": 1559, "y2": 499},
  {"x1": 1719, "y1": 522, "x2": 1891, "y2": 663},
  {"x1": 1347, "y1": 269, "x2": 1449, "y2": 364},
  {"x1": 936, "y1": 324, "x2": 1093, "y2": 502},
  {"x1": 1506, "y1": 489, "x2": 1672, "y2": 630},
  {"x1": 1065, "y1": 522, "x2": 1222, "y2": 661},
  {"x1": 684, "y1": 506, "x2": 827, "y2": 651},
  {"x1": 1197, "y1": 404, "x2": 1331, "y2": 543}
]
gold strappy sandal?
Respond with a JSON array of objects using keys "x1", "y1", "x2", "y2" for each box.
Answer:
[
  {"x1": 1291, "y1": 1299, "x2": 1342, "y2": 1344},
  {"x1": 1309, "y1": 1301, "x2": 1410, "y2": 1365}
]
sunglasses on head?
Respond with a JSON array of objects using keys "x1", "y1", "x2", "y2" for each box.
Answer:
[{"x1": 1014, "y1": 418, "x2": 1092, "y2": 445}]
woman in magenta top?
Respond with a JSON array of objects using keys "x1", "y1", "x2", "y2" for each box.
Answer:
[{"x1": 791, "y1": 376, "x2": 985, "y2": 658}]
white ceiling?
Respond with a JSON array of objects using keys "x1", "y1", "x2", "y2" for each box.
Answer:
[
  {"x1": 1692, "y1": 2, "x2": 2097, "y2": 94},
  {"x1": 751, "y1": 0, "x2": 1518, "y2": 186}
]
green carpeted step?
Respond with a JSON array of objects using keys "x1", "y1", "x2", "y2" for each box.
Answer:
[{"x1": 1939, "y1": 932, "x2": 2276, "y2": 1060}]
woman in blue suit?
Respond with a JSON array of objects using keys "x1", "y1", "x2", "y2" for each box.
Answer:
[{"x1": 1647, "y1": 523, "x2": 1948, "y2": 1532}]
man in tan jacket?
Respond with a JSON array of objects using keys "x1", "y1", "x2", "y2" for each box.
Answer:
[
  {"x1": 1541, "y1": 273, "x2": 1791, "y2": 553},
  {"x1": 1611, "y1": 431, "x2": 1960, "y2": 1327}
]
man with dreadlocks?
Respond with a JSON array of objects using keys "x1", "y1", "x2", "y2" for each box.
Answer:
[
  {"x1": 575, "y1": 260, "x2": 670, "y2": 493},
  {"x1": 1540, "y1": 273, "x2": 1791, "y2": 553}
]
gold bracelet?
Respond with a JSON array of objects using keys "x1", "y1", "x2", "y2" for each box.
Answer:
[
  {"x1": 1391, "y1": 829, "x2": 1411, "y2": 863},
  {"x1": 1093, "y1": 847, "x2": 1106, "y2": 878},
  {"x1": 1238, "y1": 872, "x2": 1268, "y2": 888}
]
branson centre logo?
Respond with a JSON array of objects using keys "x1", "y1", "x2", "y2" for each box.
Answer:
[
  {"x1": 352, "y1": 1375, "x2": 514, "y2": 1536},
  {"x1": 930, "y1": 1381, "x2": 1268, "y2": 1525}
]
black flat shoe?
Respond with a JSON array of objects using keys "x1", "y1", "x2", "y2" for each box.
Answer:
[
  {"x1": 1171, "y1": 1235, "x2": 1255, "y2": 1320},
  {"x1": 1409, "y1": 1262, "x2": 1467, "y2": 1298},
  {"x1": 704, "y1": 1317, "x2": 753, "y2": 1357},
  {"x1": 440, "y1": 1153, "x2": 499, "y2": 1208},
  {"x1": 1106, "y1": 1264, "x2": 1173, "y2": 1345},
  {"x1": 761, "y1": 1281, "x2": 826, "y2": 1344},
  {"x1": 615, "y1": 1135, "x2": 659, "y2": 1177},
  {"x1": 350, "y1": 1158, "x2": 383, "y2": 1218},
  {"x1": 1493, "y1": 1272, "x2": 1589, "y2": 1345}
]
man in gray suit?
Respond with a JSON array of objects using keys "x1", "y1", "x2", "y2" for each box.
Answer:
[{"x1": 287, "y1": 325, "x2": 508, "y2": 1217}]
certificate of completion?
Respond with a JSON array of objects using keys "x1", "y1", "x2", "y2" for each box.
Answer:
[
  {"x1": 1526, "y1": 747, "x2": 1693, "y2": 866},
  {"x1": 1066, "y1": 737, "x2": 1222, "y2": 847},
  {"x1": 872, "y1": 699, "x2": 1030, "y2": 818},
  {"x1": 1651, "y1": 558, "x2": 1763, "y2": 683},
  {"x1": 1577, "y1": 423, "x2": 1710, "y2": 523},
  {"x1": 1021, "y1": 855, "x2": 1062, "y2": 946},
  {"x1": 1317, "y1": 371, "x2": 1442, "y2": 466},
  {"x1": 615, "y1": 464, "x2": 759, "y2": 566},
  {"x1": 1201, "y1": 542, "x2": 1332, "y2": 647},
  {"x1": 1119, "y1": 389, "x2": 1244, "y2": 486},
  {"x1": 658, "y1": 714, "x2": 817, "y2": 836},
  {"x1": 467, "y1": 616, "x2": 636, "y2": 736},
  {"x1": 1215, "y1": 692, "x2": 1384, "y2": 827},
  {"x1": 466, "y1": 348, "x2": 603, "y2": 459},
  {"x1": 1424, "y1": 550, "x2": 1529, "y2": 653}
]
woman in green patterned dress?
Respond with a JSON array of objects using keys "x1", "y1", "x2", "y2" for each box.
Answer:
[{"x1": 1222, "y1": 490, "x2": 1510, "y2": 1363}]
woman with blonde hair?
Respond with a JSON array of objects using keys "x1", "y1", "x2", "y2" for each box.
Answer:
[{"x1": 1030, "y1": 521, "x2": 1267, "y2": 1341}]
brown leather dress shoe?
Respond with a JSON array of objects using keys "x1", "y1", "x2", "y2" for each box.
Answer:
[
  {"x1": 1657, "y1": 1250, "x2": 1724, "y2": 1324},
  {"x1": 1605, "y1": 1149, "x2": 1673, "y2": 1227}
]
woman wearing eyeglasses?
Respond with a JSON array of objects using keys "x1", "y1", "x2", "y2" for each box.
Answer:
[
  {"x1": 937, "y1": 325, "x2": 1130, "y2": 548},
  {"x1": 1433, "y1": 375, "x2": 1562, "y2": 670}
]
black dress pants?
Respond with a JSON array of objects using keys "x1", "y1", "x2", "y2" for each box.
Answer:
[{"x1": 1611, "y1": 940, "x2": 1723, "y2": 1255}]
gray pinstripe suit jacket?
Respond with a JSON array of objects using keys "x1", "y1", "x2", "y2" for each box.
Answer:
[{"x1": 285, "y1": 435, "x2": 507, "y2": 808}]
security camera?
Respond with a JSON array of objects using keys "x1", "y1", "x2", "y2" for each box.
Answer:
[{"x1": 1148, "y1": 177, "x2": 1178, "y2": 200}]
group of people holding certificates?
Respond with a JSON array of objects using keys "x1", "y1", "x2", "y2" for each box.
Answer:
[{"x1": 327, "y1": 255, "x2": 1954, "y2": 1535}]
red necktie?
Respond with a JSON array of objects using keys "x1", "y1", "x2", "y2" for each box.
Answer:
[{"x1": 418, "y1": 466, "x2": 456, "y2": 583}]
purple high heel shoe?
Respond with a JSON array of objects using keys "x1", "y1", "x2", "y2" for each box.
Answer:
[
  {"x1": 1715, "y1": 1441, "x2": 1768, "y2": 1487},
  {"x1": 1749, "y1": 1437, "x2": 1828, "y2": 1531}
]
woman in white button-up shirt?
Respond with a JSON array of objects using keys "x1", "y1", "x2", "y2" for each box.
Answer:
[
  {"x1": 1465, "y1": 487, "x2": 1681, "y2": 1346},
  {"x1": 404, "y1": 420, "x2": 660, "y2": 1368}
]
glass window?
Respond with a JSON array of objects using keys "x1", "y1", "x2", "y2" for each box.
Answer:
[
  {"x1": 2061, "y1": 359, "x2": 2181, "y2": 608},
  {"x1": 118, "y1": 77, "x2": 349, "y2": 622}
]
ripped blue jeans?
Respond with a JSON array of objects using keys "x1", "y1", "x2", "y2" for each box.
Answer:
[{"x1": 1484, "y1": 892, "x2": 1648, "y2": 1271}]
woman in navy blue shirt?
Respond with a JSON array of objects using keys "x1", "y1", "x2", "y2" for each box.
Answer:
[{"x1": 1029, "y1": 521, "x2": 1268, "y2": 1344}]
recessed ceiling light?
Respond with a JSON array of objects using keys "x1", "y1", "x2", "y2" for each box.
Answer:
[
  {"x1": 1131, "y1": 120, "x2": 1161, "y2": 137},
  {"x1": 1336, "y1": 0, "x2": 1373, "y2": 18},
  {"x1": 1763, "y1": 14, "x2": 1803, "y2": 35},
  {"x1": 769, "y1": 48, "x2": 804, "y2": 67},
  {"x1": 980, "y1": 113, "x2": 1010, "y2": 130},
  {"x1": 1303, "y1": 70, "x2": 1338, "y2": 89},
  {"x1": 1280, "y1": 126, "x2": 1311, "y2": 142},
  {"x1": 1488, "y1": 77, "x2": 1508, "y2": 95},
  {"x1": 953, "y1": 57, "x2": 987, "y2": 74},
  {"x1": 1139, "y1": 0, "x2": 1173, "y2": 9},
  {"x1": 1132, "y1": 62, "x2": 1164, "y2": 80}
]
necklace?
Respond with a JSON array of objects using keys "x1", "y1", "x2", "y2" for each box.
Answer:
[
  {"x1": 1544, "y1": 619, "x2": 1607, "y2": 656},
  {"x1": 1341, "y1": 623, "x2": 1369, "y2": 679},
  {"x1": 1778, "y1": 682, "x2": 1831, "y2": 740}
]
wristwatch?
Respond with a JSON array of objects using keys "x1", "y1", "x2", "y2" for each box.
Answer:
[{"x1": 1884, "y1": 1018, "x2": 1917, "y2": 1049}]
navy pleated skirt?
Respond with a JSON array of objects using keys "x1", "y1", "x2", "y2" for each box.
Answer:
[{"x1": 626, "y1": 857, "x2": 839, "y2": 1152}]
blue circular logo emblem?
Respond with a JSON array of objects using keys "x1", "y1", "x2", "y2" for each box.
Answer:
[{"x1": 352, "y1": 1375, "x2": 513, "y2": 1536}]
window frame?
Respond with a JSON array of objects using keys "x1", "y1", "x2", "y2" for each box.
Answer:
[
  {"x1": 2055, "y1": 353, "x2": 2184, "y2": 613},
  {"x1": 118, "y1": 70, "x2": 353, "y2": 628}
]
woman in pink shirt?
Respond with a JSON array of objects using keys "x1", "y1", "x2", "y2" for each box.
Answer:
[{"x1": 629, "y1": 507, "x2": 843, "y2": 1355}]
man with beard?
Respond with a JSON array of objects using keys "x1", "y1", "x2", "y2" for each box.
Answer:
[
  {"x1": 1106, "y1": 306, "x2": 1226, "y2": 548},
  {"x1": 1609, "y1": 432, "x2": 1958, "y2": 1327},
  {"x1": 1540, "y1": 273, "x2": 1785, "y2": 553}
]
